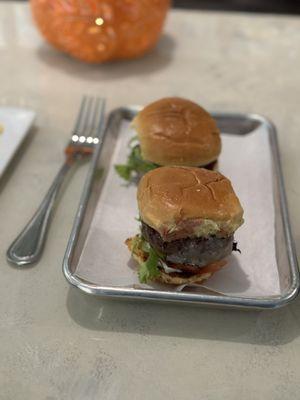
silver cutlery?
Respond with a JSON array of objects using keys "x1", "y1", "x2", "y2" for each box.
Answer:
[{"x1": 7, "y1": 96, "x2": 106, "y2": 266}]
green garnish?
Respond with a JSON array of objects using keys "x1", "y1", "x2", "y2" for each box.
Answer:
[
  {"x1": 128, "y1": 135, "x2": 139, "y2": 146},
  {"x1": 115, "y1": 143, "x2": 158, "y2": 182},
  {"x1": 131, "y1": 235, "x2": 162, "y2": 283},
  {"x1": 115, "y1": 165, "x2": 132, "y2": 181},
  {"x1": 140, "y1": 238, "x2": 151, "y2": 253},
  {"x1": 138, "y1": 247, "x2": 161, "y2": 284}
]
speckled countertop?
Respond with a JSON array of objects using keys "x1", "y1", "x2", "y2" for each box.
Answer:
[{"x1": 0, "y1": 2, "x2": 300, "y2": 399}]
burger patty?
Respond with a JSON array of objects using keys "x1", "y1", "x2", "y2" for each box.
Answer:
[
  {"x1": 201, "y1": 160, "x2": 217, "y2": 170},
  {"x1": 141, "y1": 222, "x2": 233, "y2": 269}
]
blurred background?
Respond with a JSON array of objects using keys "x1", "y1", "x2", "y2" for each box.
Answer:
[
  {"x1": 174, "y1": 0, "x2": 300, "y2": 13},
  {"x1": 10, "y1": 0, "x2": 300, "y2": 14}
]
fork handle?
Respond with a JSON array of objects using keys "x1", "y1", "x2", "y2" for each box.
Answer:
[{"x1": 7, "y1": 162, "x2": 72, "y2": 266}]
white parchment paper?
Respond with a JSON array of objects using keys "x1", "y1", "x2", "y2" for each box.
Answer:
[{"x1": 75, "y1": 121, "x2": 280, "y2": 298}]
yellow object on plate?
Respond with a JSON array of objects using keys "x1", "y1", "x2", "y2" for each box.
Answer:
[{"x1": 30, "y1": 0, "x2": 170, "y2": 63}]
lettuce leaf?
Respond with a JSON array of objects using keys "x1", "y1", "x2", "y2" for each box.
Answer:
[
  {"x1": 115, "y1": 144, "x2": 158, "y2": 182},
  {"x1": 115, "y1": 165, "x2": 131, "y2": 181},
  {"x1": 138, "y1": 247, "x2": 161, "y2": 283},
  {"x1": 131, "y1": 235, "x2": 161, "y2": 283}
]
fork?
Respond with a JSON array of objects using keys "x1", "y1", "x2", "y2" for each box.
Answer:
[{"x1": 7, "y1": 96, "x2": 106, "y2": 266}]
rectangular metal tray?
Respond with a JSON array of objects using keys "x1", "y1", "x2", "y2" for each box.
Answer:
[{"x1": 63, "y1": 106, "x2": 299, "y2": 309}]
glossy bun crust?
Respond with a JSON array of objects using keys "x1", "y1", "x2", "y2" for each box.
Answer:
[
  {"x1": 132, "y1": 97, "x2": 221, "y2": 166},
  {"x1": 137, "y1": 166, "x2": 244, "y2": 240}
]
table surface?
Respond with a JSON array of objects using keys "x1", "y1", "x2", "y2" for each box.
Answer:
[{"x1": 1, "y1": 2, "x2": 300, "y2": 399}]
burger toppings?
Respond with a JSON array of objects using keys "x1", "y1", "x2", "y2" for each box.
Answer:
[
  {"x1": 141, "y1": 222, "x2": 234, "y2": 267},
  {"x1": 127, "y1": 235, "x2": 161, "y2": 283},
  {"x1": 115, "y1": 143, "x2": 157, "y2": 181},
  {"x1": 126, "y1": 166, "x2": 244, "y2": 285},
  {"x1": 126, "y1": 233, "x2": 232, "y2": 284},
  {"x1": 232, "y1": 241, "x2": 241, "y2": 253}
]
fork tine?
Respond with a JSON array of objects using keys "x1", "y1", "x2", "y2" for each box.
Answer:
[
  {"x1": 87, "y1": 97, "x2": 101, "y2": 137},
  {"x1": 95, "y1": 98, "x2": 106, "y2": 137},
  {"x1": 73, "y1": 96, "x2": 105, "y2": 140},
  {"x1": 79, "y1": 96, "x2": 94, "y2": 136},
  {"x1": 73, "y1": 96, "x2": 87, "y2": 134}
]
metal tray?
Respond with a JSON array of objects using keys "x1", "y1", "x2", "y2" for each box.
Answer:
[{"x1": 63, "y1": 106, "x2": 299, "y2": 309}]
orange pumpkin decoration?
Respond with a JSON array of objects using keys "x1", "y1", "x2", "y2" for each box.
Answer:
[{"x1": 30, "y1": 0, "x2": 171, "y2": 63}]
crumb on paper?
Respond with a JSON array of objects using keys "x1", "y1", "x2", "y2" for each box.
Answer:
[{"x1": 0, "y1": 124, "x2": 4, "y2": 134}]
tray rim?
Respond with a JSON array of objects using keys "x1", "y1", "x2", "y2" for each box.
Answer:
[{"x1": 63, "y1": 107, "x2": 299, "y2": 310}]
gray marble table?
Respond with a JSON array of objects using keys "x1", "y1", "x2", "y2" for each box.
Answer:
[{"x1": 0, "y1": 2, "x2": 300, "y2": 399}]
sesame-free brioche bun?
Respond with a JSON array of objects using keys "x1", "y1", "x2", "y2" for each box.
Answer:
[
  {"x1": 132, "y1": 97, "x2": 221, "y2": 167},
  {"x1": 137, "y1": 166, "x2": 244, "y2": 240}
]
